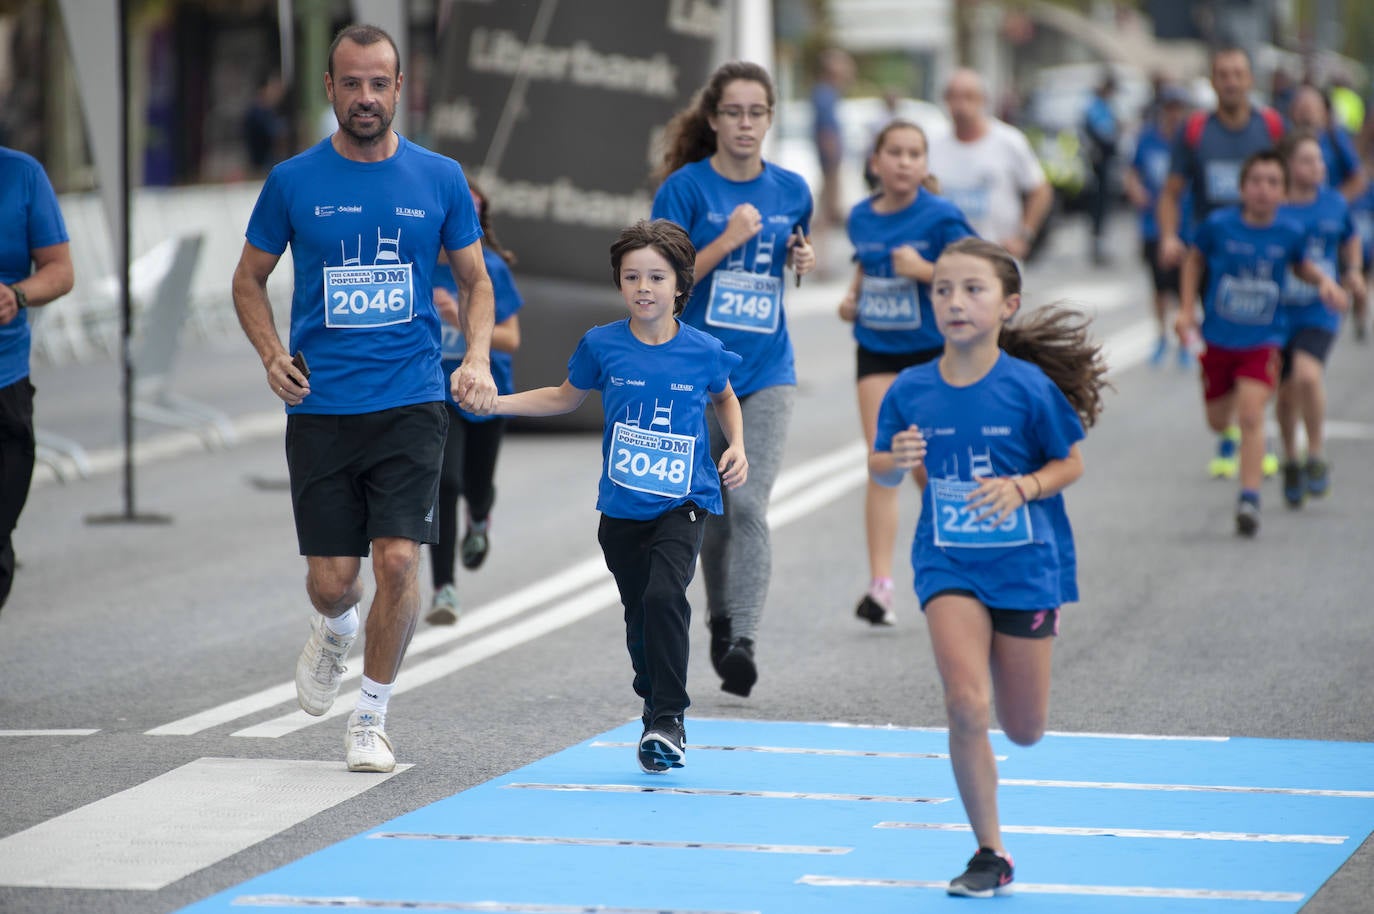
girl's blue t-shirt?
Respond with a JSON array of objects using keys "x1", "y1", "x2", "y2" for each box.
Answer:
[
  {"x1": 1352, "y1": 182, "x2": 1374, "y2": 265},
  {"x1": 439, "y1": 248, "x2": 523, "y2": 423},
  {"x1": 245, "y1": 136, "x2": 482, "y2": 415},
  {"x1": 651, "y1": 158, "x2": 812, "y2": 397},
  {"x1": 0, "y1": 148, "x2": 69, "y2": 388},
  {"x1": 1278, "y1": 188, "x2": 1353, "y2": 334},
  {"x1": 845, "y1": 191, "x2": 975, "y2": 354},
  {"x1": 1193, "y1": 208, "x2": 1306, "y2": 349},
  {"x1": 875, "y1": 354, "x2": 1084, "y2": 611},
  {"x1": 567, "y1": 319, "x2": 742, "y2": 521}
]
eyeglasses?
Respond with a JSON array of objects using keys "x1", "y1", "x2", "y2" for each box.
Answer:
[{"x1": 715, "y1": 105, "x2": 772, "y2": 122}]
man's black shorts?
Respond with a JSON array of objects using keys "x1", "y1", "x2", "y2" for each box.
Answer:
[
  {"x1": 286, "y1": 401, "x2": 448, "y2": 556},
  {"x1": 1142, "y1": 239, "x2": 1180, "y2": 295}
]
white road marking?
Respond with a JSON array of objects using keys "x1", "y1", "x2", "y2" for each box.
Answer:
[
  {"x1": 877, "y1": 821, "x2": 1348, "y2": 845},
  {"x1": 369, "y1": 832, "x2": 851, "y2": 854},
  {"x1": 504, "y1": 783, "x2": 950, "y2": 804},
  {"x1": 1001, "y1": 778, "x2": 1374, "y2": 799},
  {"x1": 797, "y1": 874, "x2": 1304, "y2": 902},
  {"x1": 589, "y1": 740, "x2": 993, "y2": 761},
  {"x1": 0, "y1": 757, "x2": 408, "y2": 890},
  {"x1": 726, "y1": 716, "x2": 1228, "y2": 742},
  {"x1": 0, "y1": 729, "x2": 100, "y2": 737},
  {"x1": 234, "y1": 898, "x2": 759, "y2": 913}
]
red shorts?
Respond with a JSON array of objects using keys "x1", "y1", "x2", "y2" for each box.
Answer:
[{"x1": 1199, "y1": 344, "x2": 1280, "y2": 401}]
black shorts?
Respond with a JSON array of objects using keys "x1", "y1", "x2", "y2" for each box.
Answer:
[
  {"x1": 286, "y1": 401, "x2": 448, "y2": 556},
  {"x1": 856, "y1": 344, "x2": 942, "y2": 381},
  {"x1": 924, "y1": 588, "x2": 1060, "y2": 639},
  {"x1": 1280, "y1": 326, "x2": 1336, "y2": 379},
  {"x1": 1142, "y1": 239, "x2": 1180, "y2": 295}
]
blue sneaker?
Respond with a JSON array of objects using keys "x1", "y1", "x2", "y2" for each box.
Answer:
[
  {"x1": 1177, "y1": 343, "x2": 1193, "y2": 369},
  {"x1": 1305, "y1": 457, "x2": 1330, "y2": 497},
  {"x1": 1149, "y1": 336, "x2": 1169, "y2": 367},
  {"x1": 1281, "y1": 461, "x2": 1304, "y2": 509}
]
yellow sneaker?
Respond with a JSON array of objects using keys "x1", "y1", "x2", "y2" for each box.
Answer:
[
  {"x1": 1209, "y1": 456, "x2": 1239, "y2": 479},
  {"x1": 1262, "y1": 452, "x2": 1280, "y2": 478}
]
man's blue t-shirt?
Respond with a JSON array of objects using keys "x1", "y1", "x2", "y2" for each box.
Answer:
[
  {"x1": 651, "y1": 158, "x2": 812, "y2": 397},
  {"x1": 0, "y1": 148, "x2": 69, "y2": 388},
  {"x1": 439, "y1": 248, "x2": 523, "y2": 423},
  {"x1": 1193, "y1": 208, "x2": 1307, "y2": 349},
  {"x1": 846, "y1": 191, "x2": 975, "y2": 354},
  {"x1": 1170, "y1": 110, "x2": 1281, "y2": 231},
  {"x1": 875, "y1": 354, "x2": 1084, "y2": 611},
  {"x1": 567, "y1": 320, "x2": 742, "y2": 521},
  {"x1": 1319, "y1": 126, "x2": 1360, "y2": 191},
  {"x1": 1279, "y1": 188, "x2": 1352, "y2": 334},
  {"x1": 245, "y1": 136, "x2": 482, "y2": 415}
]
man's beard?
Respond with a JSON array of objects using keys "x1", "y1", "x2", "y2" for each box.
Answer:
[{"x1": 338, "y1": 104, "x2": 392, "y2": 145}]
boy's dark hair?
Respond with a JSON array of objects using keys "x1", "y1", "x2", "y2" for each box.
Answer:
[
  {"x1": 328, "y1": 24, "x2": 400, "y2": 78},
  {"x1": 939, "y1": 238, "x2": 1110, "y2": 428},
  {"x1": 468, "y1": 180, "x2": 516, "y2": 266},
  {"x1": 1239, "y1": 148, "x2": 1288, "y2": 188},
  {"x1": 655, "y1": 61, "x2": 775, "y2": 183},
  {"x1": 610, "y1": 220, "x2": 696, "y2": 314}
]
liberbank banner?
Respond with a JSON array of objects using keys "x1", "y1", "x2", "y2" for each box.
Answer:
[{"x1": 430, "y1": 0, "x2": 722, "y2": 282}]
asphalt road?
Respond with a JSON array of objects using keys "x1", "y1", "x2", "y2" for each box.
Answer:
[{"x1": 1, "y1": 214, "x2": 1371, "y2": 913}]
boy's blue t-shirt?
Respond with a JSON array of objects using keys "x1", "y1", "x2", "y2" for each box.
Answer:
[
  {"x1": 650, "y1": 158, "x2": 812, "y2": 397},
  {"x1": 245, "y1": 136, "x2": 482, "y2": 415},
  {"x1": 439, "y1": 249, "x2": 523, "y2": 423},
  {"x1": 1170, "y1": 110, "x2": 1280, "y2": 231},
  {"x1": 1193, "y1": 207, "x2": 1307, "y2": 349},
  {"x1": 1278, "y1": 188, "x2": 1352, "y2": 334},
  {"x1": 567, "y1": 320, "x2": 741, "y2": 521},
  {"x1": 875, "y1": 354, "x2": 1084, "y2": 611},
  {"x1": 0, "y1": 148, "x2": 70, "y2": 388},
  {"x1": 845, "y1": 190, "x2": 975, "y2": 354},
  {"x1": 1352, "y1": 181, "x2": 1374, "y2": 264}
]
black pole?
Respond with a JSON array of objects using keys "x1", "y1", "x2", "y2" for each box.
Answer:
[{"x1": 87, "y1": 0, "x2": 170, "y2": 526}]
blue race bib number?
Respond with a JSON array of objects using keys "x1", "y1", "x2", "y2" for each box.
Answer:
[
  {"x1": 1282, "y1": 253, "x2": 1333, "y2": 305},
  {"x1": 858, "y1": 275, "x2": 920, "y2": 330},
  {"x1": 706, "y1": 271, "x2": 781, "y2": 334},
  {"x1": 946, "y1": 185, "x2": 989, "y2": 223},
  {"x1": 440, "y1": 324, "x2": 466, "y2": 360},
  {"x1": 1216, "y1": 275, "x2": 1279, "y2": 325},
  {"x1": 931, "y1": 478, "x2": 1032, "y2": 548},
  {"x1": 324, "y1": 264, "x2": 415, "y2": 328},
  {"x1": 608, "y1": 422, "x2": 695, "y2": 498},
  {"x1": 1204, "y1": 161, "x2": 1242, "y2": 205}
]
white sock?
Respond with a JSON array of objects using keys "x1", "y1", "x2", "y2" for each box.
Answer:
[
  {"x1": 356, "y1": 675, "x2": 393, "y2": 720},
  {"x1": 324, "y1": 605, "x2": 359, "y2": 638}
]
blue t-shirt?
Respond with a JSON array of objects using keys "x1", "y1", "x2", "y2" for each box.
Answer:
[
  {"x1": 651, "y1": 158, "x2": 812, "y2": 397},
  {"x1": 439, "y1": 249, "x2": 523, "y2": 422},
  {"x1": 1319, "y1": 127, "x2": 1360, "y2": 191},
  {"x1": 245, "y1": 136, "x2": 482, "y2": 415},
  {"x1": 1132, "y1": 124, "x2": 1174, "y2": 241},
  {"x1": 874, "y1": 354, "x2": 1083, "y2": 611},
  {"x1": 567, "y1": 320, "x2": 742, "y2": 521},
  {"x1": 1193, "y1": 208, "x2": 1307, "y2": 349},
  {"x1": 1170, "y1": 110, "x2": 1281, "y2": 230},
  {"x1": 0, "y1": 148, "x2": 69, "y2": 388},
  {"x1": 1351, "y1": 182, "x2": 1374, "y2": 264},
  {"x1": 1278, "y1": 188, "x2": 1352, "y2": 334},
  {"x1": 846, "y1": 191, "x2": 975, "y2": 354}
]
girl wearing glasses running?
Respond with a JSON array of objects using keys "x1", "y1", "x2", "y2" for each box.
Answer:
[{"x1": 651, "y1": 61, "x2": 815, "y2": 698}]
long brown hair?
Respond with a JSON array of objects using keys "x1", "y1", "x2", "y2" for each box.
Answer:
[
  {"x1": 870, "y1": 119, "x2": 941, "y2": 194},
  {"x1": 655, "y1": 61, "x2": 775, "y2": 183},
  {"x1": 939, "y1": 238, "x2": 1109, "y2": 428},
  {"x1": 469, "y1": 180, "x2": 516, "y2": 266}
]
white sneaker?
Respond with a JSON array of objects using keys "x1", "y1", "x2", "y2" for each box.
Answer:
[
  {"x1": 295, "y1": 613, "x2": 356, "y2": 716},
  {"x1": 346, "y1": 711, "x2": 395, "y2": 772},
  {"x1": 425, "y1": 583, "x2": 461, "y2": 625}
]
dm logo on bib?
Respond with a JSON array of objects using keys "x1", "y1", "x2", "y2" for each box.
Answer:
[
  {"x1": 324, "y1": 228, "x2": 415, "y2": 328},
  {"x1": 608, "y1": 399, "x2": 695, "y2": 498}
]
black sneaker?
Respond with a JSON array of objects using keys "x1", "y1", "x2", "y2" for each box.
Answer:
[
  {"x1": 460, "y1": 519, "x2": 490, "y2": 570},
  {"x1": 947, "y1": 847, "x2": 1014, "y2": 898},
  {"x1": 1236, "y1": 495, "x2": 1260, "y2": 538},
  {"x1": 1305, "y1": 457, "x2": 1330, "y2": 498},
  {"x1": 719, "y1": 637, "x2": 757, "y2": 697},
  {"x1": 637, "y1": 716, "x2": 686, "y2": 774},
  {"x1": 708, "y1": 616, "x2": 732, "y2": 677},
  {"x1": 1281, "y1": 461, "x2": 1304, "y2": 509},
  {"x1": 854, "y1": 592, "x2": 896, "y2": 626}
]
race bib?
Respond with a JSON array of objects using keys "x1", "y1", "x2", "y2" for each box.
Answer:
[
  {"x1": 858, "y1": 275, "x2": 920, "y2": 331},
  {"x1": 1216, "y1": 274, "x2": 1280, "y2": 325},
  {"x1": 324, "y1": 263, "x2": 415, "y2": 328},
  {"x1": 1282, "y1": 254, "x2": 1333, "y2": 305},
  {"x1": 608, "y1": 421, "x2": 695, "y2": 498},
  {"x1": 440, "y1": 324, "x2": 467, "y2": 360},
  {"x1": 706, "y1": 271, "x2": 781, "y2": 334},
  {"x1": 931, "y1": 478, "x2": 1032, "y2": 549},
  {"x1": 1204, "y1": 160, "x2": 1242, "y2": 205},
  {"x1": 946, "y1": 185, "x2": 989, "y2": 223},
  {"x1": 1354, "y1": 210, "x2": 1373, "y2": 248}
]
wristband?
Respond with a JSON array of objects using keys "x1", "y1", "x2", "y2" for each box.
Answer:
[
  {"x1": 1030, "y1": 473, "x2": 1043, "y2": 499},
  {"x1": 1011, "y1": 477, "x2": 1028, "y2": 505}
]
